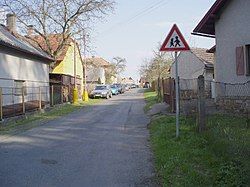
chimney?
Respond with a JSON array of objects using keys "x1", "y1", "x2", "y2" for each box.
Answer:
[
  {"x1": 27, "y1": 25, "x2": 34, "y2": 36},
  {"x1": 6, "y1": 13, "x2": 16, "y2": 33}
]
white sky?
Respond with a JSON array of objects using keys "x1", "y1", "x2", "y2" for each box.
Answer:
[{"x1": 89, "y1": 0, "x2": 216, "y2": 81}]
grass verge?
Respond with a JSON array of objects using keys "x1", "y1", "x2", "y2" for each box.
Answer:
[
  {"x1": 149, "y1": 114, "x2": 250, "y2": 186},
  {"x1": 0, "y1": 99, "x2": 101, "y2": 135},
  {"x1": 144, "y1": 89, "x2": 158, "y2": 112}
]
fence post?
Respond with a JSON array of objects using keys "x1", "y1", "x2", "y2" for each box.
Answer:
[
  {"x1": 61, "y1": 85, "x2": 64, "y2": 104},
  {"x1": 51, "y1": 85, "x2": 54, "y2": 106},
  {"x1": 197, "y1": 75, "x2": 206, "y2": 132},
  {"x1": 0, "y1": 88, "x2": 3, "y2": 121},
  {"x1": 22, "y1": 86, "x2": 25, "y2": 114},
  {"x1": 39, "y1": 87, "x2": 42, "y2": 111}
]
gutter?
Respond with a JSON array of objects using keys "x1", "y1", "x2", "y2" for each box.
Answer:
[{"x1": 191, "y1": 32, "x2": 215, "y2": 38}]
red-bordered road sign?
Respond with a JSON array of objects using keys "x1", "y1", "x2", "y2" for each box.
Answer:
[{"x1": 160, "y1": 24, "x2": 190, "y2": 52}]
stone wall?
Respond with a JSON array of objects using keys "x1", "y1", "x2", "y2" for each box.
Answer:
[{"x1": 216, "y1": 97, "x2": 250, "y2": 114}]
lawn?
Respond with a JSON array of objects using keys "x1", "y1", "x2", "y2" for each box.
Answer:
[
  {"x1": 0, "y1": 99, "x2": 101, "y2": 135},
  {"x1": 144, "y1": 89, "x2": 158, "y2": 112},
  {"x1": 149, "y1": 114, "x2": 250, "y2": 187}
]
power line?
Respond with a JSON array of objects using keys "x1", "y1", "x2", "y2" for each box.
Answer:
[{"x1": 101, "y1": 0, "x2": 169, "y2": 35}]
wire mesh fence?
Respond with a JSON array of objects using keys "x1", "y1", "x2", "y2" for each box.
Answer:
[
  {"x1": 154, "y1": 77, "x2": 249, "y2": 115},
  {"x1": 0, "y1": 85, "x2": 72, "y2": 120}
]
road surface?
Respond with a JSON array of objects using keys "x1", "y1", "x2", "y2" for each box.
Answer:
[{"x1": 0, "y1": 89, "x2": 157, "y2": 187}]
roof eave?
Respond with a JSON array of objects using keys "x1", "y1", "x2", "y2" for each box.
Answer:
[
  {"x1": 192, "y1": 0, "x2": 228, "y2": 36},
  {"x1": 0, "y1": 40, "x2": 54, "y2": 62}
]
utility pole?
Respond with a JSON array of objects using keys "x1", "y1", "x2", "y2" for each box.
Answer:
[
  {"x1": 83, "y1": 32, "x2": 89, "y2": 102},
  {"x1": 73, "y1": 40, "x2": 78, "y2": 104}
]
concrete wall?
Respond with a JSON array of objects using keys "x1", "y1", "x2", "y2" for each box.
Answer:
[
  {"x1": 170, "y1": 51, "x2": 212, "y2": 80},
  {"x1": 0, "y1": 47, "x2": 50, "y2": 106},
  {"x1": 215, "y1": 0, "x2": 250, "y2": 84}
]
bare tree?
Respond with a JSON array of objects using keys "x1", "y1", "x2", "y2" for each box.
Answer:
[
  {"x1": 139, "y1": 43, "x2": 173, "y2": 99},
  {"x1": 105, "y1": 56, "x2": 126, "y2": 84},
  {"x1": 1, "y1": 0, "x2": 114, "y2": 61}
]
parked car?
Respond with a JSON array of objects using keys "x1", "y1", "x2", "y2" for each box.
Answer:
[
  {"x1": 110, "y1": 85, "x2": 119, "y2": 95},
  {"x1": 131, "y1": 84, "x2": 137, "y2": 89},
  {"x1": 125, "y1": 84, "x2": 130, "y2": 91},
  {"x1": 89, "y1": 85, "x2": 112, "y2": 99},
  {"x1": 113, "y1": 83, "x2": 125, "y2": 94}
]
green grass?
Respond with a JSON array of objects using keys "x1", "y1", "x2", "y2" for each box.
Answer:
[
  {"x1": 144, "y1": 89, "x2": 158, "y2": 112},
  {"x1": 149, "y1": 114, "x2": 250, "y2": 187},
  {"x1": 0, "y1": 99, "x2": 101, "y2": 135}
]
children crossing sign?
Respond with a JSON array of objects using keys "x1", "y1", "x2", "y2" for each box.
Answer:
[
  {"x1": 160, "y1": 24, "x2": 190, "y2": 51},
  {"x1": 159, "y1": 24, "x2": 190, "y2": 138}
]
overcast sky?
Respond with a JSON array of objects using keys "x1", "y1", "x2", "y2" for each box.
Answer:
[{"x1": 90, "y1": 0, "x2": 216, "y2": 81}]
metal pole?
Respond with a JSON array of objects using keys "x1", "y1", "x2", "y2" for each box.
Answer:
[{"x1": 175, "y1": 51, "x2": 180, "y2": 138}]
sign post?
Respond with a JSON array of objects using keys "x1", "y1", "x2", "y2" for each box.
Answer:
[{"x1": 160, "y1": 24, "x2": 190, "y2": 138}]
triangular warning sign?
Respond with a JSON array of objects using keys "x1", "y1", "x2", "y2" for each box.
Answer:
[{"x1": 160, "y1": 24, "x2": 190, "y2": 52}]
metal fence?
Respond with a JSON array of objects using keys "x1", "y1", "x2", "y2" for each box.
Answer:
[{"x1": 0, "y1": 85, "x2": 72, "y2": 120}]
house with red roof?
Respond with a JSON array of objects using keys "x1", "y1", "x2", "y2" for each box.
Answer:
[
  {"x1": 31, "y1": 34, "x2": 84, "y2": 102},
  {"x1": 85, "y1": 57, "x2": 110, "y2": 85},
  {"x1": 170, "y1": 48, "x2": 214, "y2": 80}
]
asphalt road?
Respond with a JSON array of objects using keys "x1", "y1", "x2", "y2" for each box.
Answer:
[{"x1": 0, "y1": 88, "x2": 157, "y2": 187}]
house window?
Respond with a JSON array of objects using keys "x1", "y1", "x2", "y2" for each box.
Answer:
[
  {"x1": 246, "y1": 45, "x2": 250, "y2": 75},
  {"x1": 14, "y1": 80, "x2": 27, "y2": 96}
]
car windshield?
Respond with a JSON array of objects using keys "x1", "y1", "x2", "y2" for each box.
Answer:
[
  {"x1": 95, "y1": 86, "x2": 106, "y2": 90},
  {"x1": 111, "y1": 85, "x2": 116, "y2": 88}
]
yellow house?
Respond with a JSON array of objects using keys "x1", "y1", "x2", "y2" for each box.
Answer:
[{"x1": 33, "y1": 35, "x2": 84, "y2": 101}]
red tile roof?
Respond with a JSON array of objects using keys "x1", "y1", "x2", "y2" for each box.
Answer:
[
  {"x1": 31, "y1": 34, "x2": 73, "y2": 61},
  {"x1": 190, "y1": 48, "x2": 214, "y2": 66},
  {"x1": 85, "y1": 57, "x2": 110, "y2": 67},
  {"x1": 0, "y1": 25, "x2": 53, "y2": 62}
]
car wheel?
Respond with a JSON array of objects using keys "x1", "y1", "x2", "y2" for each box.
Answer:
[{"x1": 106, "y1": 94, "x2": 109, "y2": 99}]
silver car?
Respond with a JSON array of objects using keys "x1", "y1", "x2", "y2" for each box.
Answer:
[{"x1": 90, "y1": 85, "x2": 112, "y2": 99}]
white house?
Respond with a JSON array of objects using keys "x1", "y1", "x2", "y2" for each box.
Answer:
[
  {"x1": 193, "y1": 0, "x2": 250, "y2": 85},
  {"x1": 170, "y1": 48, "x2": 214, "y2": 80},
  {"x1": 0, "y1": 14, "x2": 53, "y2": 107},
  {"x1": 193, "y1": 0, "x2": 249, "y2": 112},
  {"x1": 86, "y1": 57, "x2": 110, "y2": 85}
]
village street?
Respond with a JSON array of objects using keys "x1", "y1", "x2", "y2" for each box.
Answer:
[{"x1": 0, "y1": 89, "x2": 156, "y2": 187}]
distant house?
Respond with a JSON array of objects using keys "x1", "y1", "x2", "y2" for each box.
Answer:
[
  {"x1": 193, "y1": 0, "x2": 250, "y2": 84},
  {"x1": 170, "y1": 48, "x2": 214, "y2": 80},
  {"x1": 122, "y1": 77, "x2": 135, "y2": 85},
  {"x1": 0, "y1": 14, "x2": 53, "y2": 108},
  {"x1": 85, "y1": 57, "x2": 110, "y2": 85},
  {"x1": 32, "y1": 34, "x2": 84, "y2": 101}
]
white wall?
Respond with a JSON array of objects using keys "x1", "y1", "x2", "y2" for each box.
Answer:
[
  {"x1": 86, "y1": 66, "x2": 105, "y2": 84},
  {"x1": 0, "y1": 49, "x2": 50, "y2": 105},
  {"x1": 170, "y1": 51, "x2": 209, "y2": 80},
  {"x1": 215, "y1": 0, "x2": 250, "y2": 84}
]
